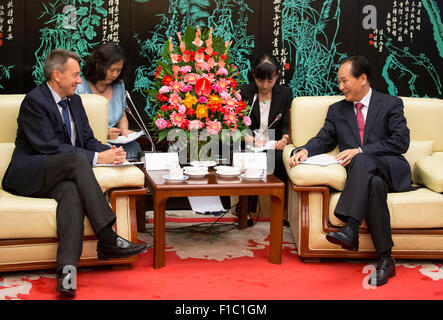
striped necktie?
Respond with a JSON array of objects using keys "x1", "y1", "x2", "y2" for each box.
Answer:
[{"x1": 59, "y1": 98, "x2": 72, "y2": 142}]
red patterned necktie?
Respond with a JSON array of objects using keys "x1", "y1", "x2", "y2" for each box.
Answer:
[{"x1": 355, "y1": 102, "x2": 365, "y2": 145}]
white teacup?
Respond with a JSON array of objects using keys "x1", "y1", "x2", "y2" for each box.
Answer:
[
  {"x1": 245, "y1": 167, "x2": 263, "y2": 178},
  {"x1": 216, "y1": 166, "x2": 240, "y2": 175},
  {"x1": 169, "y1": 167, "x2": 184, "y2": 179}
]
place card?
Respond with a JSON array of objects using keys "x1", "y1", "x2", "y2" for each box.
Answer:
[
  {"x1": 232, "y1": 152, "x2": 267, "y2": 171},
  {"x1": 145, "y1": 152, "x2": 179, "y2": 170}
]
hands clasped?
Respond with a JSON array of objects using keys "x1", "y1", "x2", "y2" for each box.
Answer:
[{"x1": 98, "y1": 145, "x2": 127, "y2": 164}]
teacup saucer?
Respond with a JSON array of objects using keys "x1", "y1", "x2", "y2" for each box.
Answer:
[
  {"x1": 163, "y1": 175, "x2": 189, "y2": 182},
  {"x1": 190, "y1": 161, "x2": 216, "y2": 167},
  {"x1": 185, "y1": 171, "x2": 208, "y2": 178},
  {"x1": 216, "y1": 171, "x2": 241, "y2": 178},
  {"x1": 240, "y1": 173, "x2": 265, "y2": 181}
]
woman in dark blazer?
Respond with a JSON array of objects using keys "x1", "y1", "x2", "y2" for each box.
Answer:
[{"x1": 240, "y1": 54, "x2": 293, "y2": 215}]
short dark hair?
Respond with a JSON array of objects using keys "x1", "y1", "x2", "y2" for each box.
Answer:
[
  {"x1": 43, "y1": 49, "x2": 81, "y2": 81},
  {"x1": 340, "y1": 56, "x2": 372, "y2": 82},
  {"x1": 82, "y1": 42, "x2": 127, "y2": 84},
  {"x1": 252, "y1": 54, "x2": 280, "y2": 81}
]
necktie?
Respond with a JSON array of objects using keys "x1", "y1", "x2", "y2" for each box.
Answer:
[
  {"x1": 59, "y1": 99, "x2": 72, "y2": 142},
  {"x1": 355, "y1": 102, "x2": 365, "y2": 145}
]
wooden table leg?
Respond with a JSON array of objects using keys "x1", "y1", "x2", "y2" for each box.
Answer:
[
  {"x1": 269, "y1": 193, "x2": 284, "y2": 264},
  {"x1": 136, "y1": 194, "x2": 146, "y2": 233},
  {"x1": 238, "y1": 196, "x2": 248, "y2": 229},
  {"x1": 153, "y1": 195, "x2": 167, "y2": 269}
]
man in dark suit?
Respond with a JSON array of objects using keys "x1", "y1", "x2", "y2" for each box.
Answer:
[
  {"x1": 289, "y1": 56, "x2": 411, "y2": 286},
  {"x1": 2, "y1": 49, "x2": 147, "y2": 297}
]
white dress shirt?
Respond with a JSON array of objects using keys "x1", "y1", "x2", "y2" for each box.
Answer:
[
  {"x1": 354, "y1": 87, "x2": 372, "y2": 152},
  {"x1": 353, "y1": 87, "x2": 372, "y2": 124}
]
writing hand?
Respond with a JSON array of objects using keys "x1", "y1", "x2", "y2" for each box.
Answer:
[
  {"x1": 274, "y1": 136, "x2": 289, "y2": 150},
  {"x1": 120, "y1": 129, "x2": 134, "y2": 137},
  {"x1": 108, "y1": 127, "x2": 122, "y2": 140}
]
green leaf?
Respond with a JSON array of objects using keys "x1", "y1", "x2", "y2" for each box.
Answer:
[
  {"x1": 157, "y1": 128, "x2": 173, "y2": 142},
  {"x1": 76, "y1": 7, "x2": 88, "y2": 17},
  {"x1": 95, "y1": 6, "x2": 108, "y2": 17}
]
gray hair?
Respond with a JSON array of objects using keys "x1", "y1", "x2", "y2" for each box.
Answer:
[{"x1": 43, "y1": 49, "x2": 81, "y2": 81}]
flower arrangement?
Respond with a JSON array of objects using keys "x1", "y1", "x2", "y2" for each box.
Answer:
[{"x1": 147, "y1": 26, "x2": 251, "y2": 144}]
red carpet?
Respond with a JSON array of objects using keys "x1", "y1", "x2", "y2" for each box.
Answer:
[{"x1": 1, "y1": 220, "x2": 443, "y2": 300}]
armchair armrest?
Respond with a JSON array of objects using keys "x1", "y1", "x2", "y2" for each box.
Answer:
[
  {"x1": 93, "y1": 165, "x2": 144, "y2": 193},
  {"x1": 283, "y1": 145, "x2": 347, "y2": 191},
  {"x1": 415, "y1": 155, "x2": 443, "y2": 193}
]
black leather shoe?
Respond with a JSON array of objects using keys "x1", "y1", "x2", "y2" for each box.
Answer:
[
  {"x1": 97, "y1": 236, "x2": 147, "y2": 259},
  {"x1": 325, "y1": 225, "x2": 359, "y2": 251},
  {"x1": 368, "y1": 256, "x2": 396, "y2": 287},
  {"x1": 56, "y1": 270, "x2": 76, "y2": 298}
]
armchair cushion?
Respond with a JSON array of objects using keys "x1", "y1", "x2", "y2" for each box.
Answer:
[
  {"x1": 0, "y1": 190, "x2": 95, "y2": 239},
  {"x1": 329, "y1": 188, "x2": 443, "y2": 229},
  {"x1": 402, "y1": 140, "x2": 434, "y2": 184},
  {"x1": 415, "y1": 156, "x2": 443, "y2": 193}
]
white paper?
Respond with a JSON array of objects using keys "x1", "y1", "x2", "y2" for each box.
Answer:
[
  {"x1": 108, "y1": 130, "x2": 144, "y2": 144},
  {"x1": 300, "y1": 154, "x2": 341, "y2": 167},
  {"x1": 145, "y1": 152, "x2": 179, "y2": 170},
  {"x1": 247, "y1": 140, "x2": 276, "y2": 152},
  {"x1": 232, "y1": 152, "x2": 267, "y2": 171},
  {"x1": 93, "y1": 161, "x2": 143, "y2": 167},
  {"x1": 188, "y1": 196, "x2": 226, "y2": 214}
]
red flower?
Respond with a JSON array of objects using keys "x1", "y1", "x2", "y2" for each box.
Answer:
[
  {"x1": 220, "y1": 54, "x2": 227, "y2": 60},
  {"x1": 237, "y1": 100, "x2": 246, "y2": 112},
  {"x1": 181, "y1": 119, "x2": 189, "y2": 129},
  {"x1": 228, "y1": 78, "x2": 238, "y2": 89},
  {"x1": 154, "y1": 66, "x2": 162, "y2": 79},
  {"x1": 195, "y1": 78, "x2": 212, "y2": 96},
  {"x1": 156, "y1": 94, "x2": 169, "y2": 102},
  {"x1": 162, "y1": 75, "x2": 173, "y2": 86}
]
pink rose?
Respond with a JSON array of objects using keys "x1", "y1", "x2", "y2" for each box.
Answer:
[
  {"x1": 216, "y1": 67, "x2": 228, "y2": 76},
  {"x1": 155, "y1": 117, "x2": 167, "y2": 130},
  {"x1": 198, "y1": 96, "x2": 208, "y2": 104},
  {"x1": 243, "y1": 115, "x2": 251, "y2": 127},
  {"x1": 188, "y1": 120, "x2": 204, "y2": 131},
  {"x1": 179, "y1": 65, "x2": 192, "y2": 74},
  {"x1": 181, "y1": 85, "x2": 193, "y2": 93},
  {"x1": 159, "y1": 85, "x2": 171, "y2": 94}
]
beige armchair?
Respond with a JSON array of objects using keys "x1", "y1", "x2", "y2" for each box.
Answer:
[
  {"x1": 0, "y1": 94, "x2": 146, "y2": 272},
  {"x1": 283, "y1": 96, "x2": 443, "y2": 260}
]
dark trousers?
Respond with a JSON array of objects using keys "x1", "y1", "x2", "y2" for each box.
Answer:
[
  {"x1": 334, "y1": 153, "x2": 394, "y2": 255},
  {"x1": 33, "y1": 152, "x2": 116, "y2": 273}
]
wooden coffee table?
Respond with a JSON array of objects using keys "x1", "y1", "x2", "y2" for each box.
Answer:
[{"x1": 144, "y1": 169, "x2": 285, "y2": 269}]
